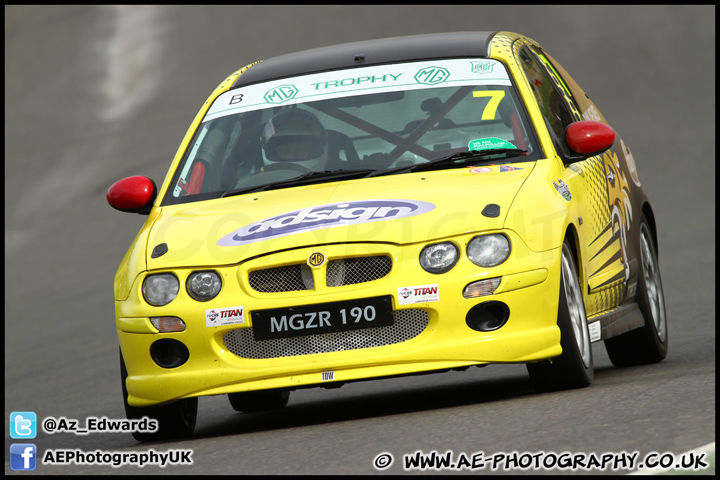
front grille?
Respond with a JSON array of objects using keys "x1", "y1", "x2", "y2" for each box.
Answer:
[
  {"x1": 223, "y1": 309, "x2": 429, "y2": 359},
  {"x1": 326, "y1": 255, "x2": 392, "y2": 287},
  {"x1": 248, "y1": 264, "x2": 313, "y2": 292},
  {"x1": 248, "y1": 255, "x2": 392, "y2": 293}
]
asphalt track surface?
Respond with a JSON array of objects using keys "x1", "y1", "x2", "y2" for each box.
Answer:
[{"x1": 5, "y1": 5, "x2": 715, "y2": 475}]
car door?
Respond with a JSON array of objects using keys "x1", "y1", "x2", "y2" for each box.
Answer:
[{"x1": 515, "y1": 44, "x2": 630, "y2": 318}]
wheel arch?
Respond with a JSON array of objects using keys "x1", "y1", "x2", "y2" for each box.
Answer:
[
  {"x1": 641, "y1": 202, "x2": 659, "y2": 258},
  {"x1": 563, "y1": 223, "x2": 583, "y2": 282}
]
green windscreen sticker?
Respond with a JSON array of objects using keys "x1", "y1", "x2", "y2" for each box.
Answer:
[{"x1": 468, "y1": 137, "x2": 517, "y2": 151}]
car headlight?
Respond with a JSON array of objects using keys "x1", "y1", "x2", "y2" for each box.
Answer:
[
  {"x1": 467, "y1": 234, "x2": 510, "y2": 267},
  {"x1": 187, "y1": 271, "x2": 222, "y2": 301},
  {"x1": 419, "y1": 242, "x2": 459, "y2": 274},
  {"x1": 143, "y1": 273, "x2": 179, "y2": 306}
]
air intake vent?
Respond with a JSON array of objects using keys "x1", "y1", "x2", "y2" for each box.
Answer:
[
  {"x1": 326, "y1": 255, "x2": 392, "y2": 287},
  {"x1": 224, "y1": 309, "x2": 428, "y2": 359},
  {"x1": 248, "y1": 264, "x2": 313, "y2": 292}
]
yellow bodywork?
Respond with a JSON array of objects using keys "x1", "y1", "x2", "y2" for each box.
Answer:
[
  {"x1": 116, "y1": 163, "x2": 568, "y2": 406},
  {"x1": 115, "y1": 32, "x2": 637, "y2": 406}
]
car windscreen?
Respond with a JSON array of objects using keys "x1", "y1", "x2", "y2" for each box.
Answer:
[{"x1": 162, "y1": 58, "x2": 541, "y2": 206}]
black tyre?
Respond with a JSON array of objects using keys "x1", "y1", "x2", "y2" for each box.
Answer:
[
  {"x1": 120, "y1": 350, "x2": 197, "y2": 442},
  {"x1": 527, "y1": 239, "x2": 593, "y2": 392},
  {"x1": 604, "y1": 215, "x2": 668, "y2": 366},
  {"x1": 228, "y1": 390, "x2": 290, "y2": 413}
]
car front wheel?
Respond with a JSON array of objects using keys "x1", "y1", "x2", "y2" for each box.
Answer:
[
  {"x1": 120, "y1": 350, "x2": 197, "y2": 442},
  {"x1": 228, "y1": 390, "x2": 290, "y2": 413},
  {"x1": 604, "y1": 214, "x2": 668, "y2": 366},
  {"x1": 527, "y1": 238, "x2": 593, "y2": 392}
]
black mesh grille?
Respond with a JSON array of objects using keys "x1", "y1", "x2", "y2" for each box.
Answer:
[
  {"x1": 326, "y1": 256, "x2": 392, "y2": 287},
  {"x1": 248, "y1": 255, "x2": 392, "y2": 293},
  {"x1": 223, "y1": 309, "x2": 429, "y2": 359},
  {"x1": 248, "y1": 264, "x2": 313, "y2": 292}
]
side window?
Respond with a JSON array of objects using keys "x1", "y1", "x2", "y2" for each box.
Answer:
[
  {"x1": 529, "y1": 46, "x2": 582, "y2": 117},
  {"x1": 172, "y1": 115, "x2": 244, "y2": 198},
  {"x1": 536, "y1": 48, "x2": 608, "y2": 125},
  {"x1": 517, "y1": 46, "x2": 578, "y2": 157}
]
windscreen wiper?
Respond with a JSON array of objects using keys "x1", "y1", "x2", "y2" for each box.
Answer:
[
  {"x1": 222, "y1": 168, "x2": 377, "y2": 198},
  {"x1": 367, "y1": 148, "x2": 528, "y2": 178}
]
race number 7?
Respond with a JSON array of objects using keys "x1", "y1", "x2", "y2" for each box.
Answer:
[{"x1": 472, "y1": 90, "x2": 505, "y2": 120}]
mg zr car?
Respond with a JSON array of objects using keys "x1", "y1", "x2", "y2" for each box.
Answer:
[{"x1": 107, "y1": 31, "x2": 668, "y2": 441}]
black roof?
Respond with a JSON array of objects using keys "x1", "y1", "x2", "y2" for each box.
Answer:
[{"x1": 232, "y1": 31, "x2": 497, "y2": 88}]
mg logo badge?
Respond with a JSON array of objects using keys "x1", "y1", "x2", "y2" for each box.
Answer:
[
  {"x1": 308, "y1": 252, "x2": 325, "y2": 267},
  {"x1": 414, "y1": 67, "x2": 450, "y2": 85},
  {"x1": 471, "y1": 61, "x2": 495, "y2": 74},
  {"x1": 264, "y1": 84, "x2": 298, "y2": 104}
]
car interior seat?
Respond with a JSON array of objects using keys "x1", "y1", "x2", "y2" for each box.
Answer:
[{"x1": 325, "y1": 129, "x2": 360, "y2": 170}]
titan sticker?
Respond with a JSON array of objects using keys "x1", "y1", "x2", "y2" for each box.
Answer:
[
  {"x1": 206, "y1": 306, "x2": 245, "y2": 327},
  {"x1": 398, "y1": 284, "x2": 440, "y2": 305}
]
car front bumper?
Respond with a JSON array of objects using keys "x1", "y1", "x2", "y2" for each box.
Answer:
[{"x1": 117, "y1": 231, "x2": 562, "y2": 407}]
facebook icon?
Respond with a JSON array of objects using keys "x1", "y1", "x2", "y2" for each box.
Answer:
[{"x1": 10, "y1": 444, "x2": 37, "y2": 471}]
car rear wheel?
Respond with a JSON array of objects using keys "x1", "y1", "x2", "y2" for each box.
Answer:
[
  {"x1": 604, "y1": 215, "x2": 668, "y2": 366},
  {"x1": 527, "y1": 239, "x2": 593, "y2": 392},
  {"x1": 120, "y1": 350, "x2": 197, "y2": 442},
  {"x1": 228, "y1": 390, "x2": 290, "y2": 413}
]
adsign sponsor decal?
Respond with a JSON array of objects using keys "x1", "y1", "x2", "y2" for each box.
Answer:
[{"x1": 218, "y1": 199, "x2": 435, "y2": 246}]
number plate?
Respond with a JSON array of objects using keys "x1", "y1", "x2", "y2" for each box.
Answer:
[{"x1": 251, "y1": 296, "x2": 394, "y2": 341}]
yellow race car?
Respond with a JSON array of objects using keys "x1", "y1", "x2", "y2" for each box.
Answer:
[{"x1": 107, "y1": 31, "x2": 667, "y2": 441}]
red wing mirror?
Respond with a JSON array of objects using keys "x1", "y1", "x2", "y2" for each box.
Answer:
[
  {"x1": 107, "y1": 176, "x2": 157, "y2": 214},
  {"x1": 565, "y1": 121, "x2": 615, "y2": 156}
]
